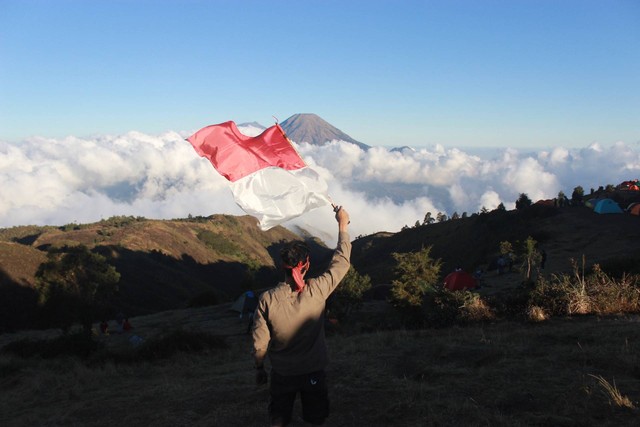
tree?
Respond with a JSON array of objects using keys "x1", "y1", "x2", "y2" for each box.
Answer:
[
  {"x1": 330, "y1": 266, "x2": 372, "y2": 321},
  {"x1": 391, "y1": 246, "x2": 442, "y2": 308},
  {"x1": 480, "y1": 206, "x2": 489, "y2": 214},
  {"x1": 451, "y1": 211, "x2": 460, "y2": 220},
  {"x1": 520, "y1": 236, "x2": 542, "y2": 282},
  {"x1": 414, "y1": 220, "x2": 421, "y2": 228},
  {"x1": 571, "y1": 186, "x2": 584, "y2": 206},
  {"x1": 499, "y1": 241, "x2": 514, "y2": 257},
  {"x1": 423, "y1": 212, "x2": 435, "y2": 225},
  {"x1": 436, "y1": 212, "x2": 448, "y2": 222},
  {"x1": 515, "y1": 193, "x2": 532, "y2": 210},
  {"x1": 496, "y1": 203, "x2": 506, "y2": 212},
  {"x1": 36, "y1": 245, "x2": 120, "y2": 333},
  {"x1": 557, "y1": 191, "x2": 567, "y2": 207}
]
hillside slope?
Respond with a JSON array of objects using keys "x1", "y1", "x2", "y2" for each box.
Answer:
[
  {"x1": 352, "y1": 205, "x2": 640, "y2": 285},
  {"x1": 0, "y1": 215, "x2": 332, "y2": 329}
]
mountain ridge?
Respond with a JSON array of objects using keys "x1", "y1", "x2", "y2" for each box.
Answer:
[{"x1": 280, "y1": 113, "x2": 370, "y2": 150}]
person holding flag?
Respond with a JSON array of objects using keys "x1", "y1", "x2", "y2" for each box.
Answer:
[{"x1": 252, "y1": 205, "x2": 351, "y2": 427}]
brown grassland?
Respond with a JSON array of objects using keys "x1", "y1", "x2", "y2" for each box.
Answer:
[{"x1": 1, "y1": 301, "x2": 639, "y2": 426}]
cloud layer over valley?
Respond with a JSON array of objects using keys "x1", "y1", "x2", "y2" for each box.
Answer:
[{"x1": 2, "y1": 126, "x2": 639, "y2": 244}]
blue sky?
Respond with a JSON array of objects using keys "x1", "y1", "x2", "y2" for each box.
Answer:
[{"x1": 1, "y1": 0, "x2": 638, "y2": 148}]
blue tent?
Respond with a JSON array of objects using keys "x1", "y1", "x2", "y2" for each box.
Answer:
[{"x1": 593, "y1": 198, "x2": 623, "y2": 214}]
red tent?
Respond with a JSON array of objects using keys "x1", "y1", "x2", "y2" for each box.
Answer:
[{"x1": 443, "y1": 271, "x2": 478, "y2": 291}]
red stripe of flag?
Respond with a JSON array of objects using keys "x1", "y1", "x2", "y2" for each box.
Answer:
[{"x1": 187, "y1": 121, "x2": 306, "y2": 182}]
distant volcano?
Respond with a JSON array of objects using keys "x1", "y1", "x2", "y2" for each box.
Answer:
[{"x1": 280, "y1": 113, "x2": 369, "y2": 150}]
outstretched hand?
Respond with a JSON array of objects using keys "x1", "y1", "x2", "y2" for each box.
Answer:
[{"x1": 333, "y1": 205, "x2": 350, "y2": 231}]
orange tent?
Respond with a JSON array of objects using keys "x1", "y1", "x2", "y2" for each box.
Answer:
[
  {"x1": 630, "y1": 204, "x2": 640, "y2": 216},
  {"x1": 443, "y1": 271, "x2": 478, "y2": 291}
]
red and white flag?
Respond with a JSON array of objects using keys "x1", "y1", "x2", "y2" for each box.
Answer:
[{"x1": 187, "y1": 121, "x2": 331, "y2": 230}]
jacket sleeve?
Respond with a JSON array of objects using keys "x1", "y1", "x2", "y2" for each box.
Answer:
[
  {"x1": 307, "y1": 231, "x2": 352, "y2": 300},
  {"x1": 251, "y1": 294, "x2": 270, "y2": 361}
]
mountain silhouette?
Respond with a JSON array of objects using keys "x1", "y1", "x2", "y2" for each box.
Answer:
[{"x1": 280, "y1": 113, "x2": 369, "y2": 150}]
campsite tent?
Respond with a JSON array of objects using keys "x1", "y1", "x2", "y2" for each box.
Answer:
[
  {"x1": 443, "y1": 271, "x2": 478, "y2": 291},
  {"x1": 585, "y1": 197, "x2": 606, "y2": 209},
  {"x1": 629, "y1": 204, "x2": 640, "y2": 216},
  {"x1": 231, "y1": 291, "x2": 258, "y2": 314},
  {"x1": 593, "y1": 199, "x2": 623, "y2": 214}
]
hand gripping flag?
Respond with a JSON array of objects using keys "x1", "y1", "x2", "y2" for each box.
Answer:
[{"x1": 187, "y1": 121, "x2": 331, "y2": 230}]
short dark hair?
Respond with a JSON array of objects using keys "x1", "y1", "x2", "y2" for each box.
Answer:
[{"x1": 280, "y1": 241, "x2": 310, "y2": 268}]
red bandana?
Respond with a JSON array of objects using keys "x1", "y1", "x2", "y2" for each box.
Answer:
[{"x1": 285, "y1": 258, "x2": 310, "y2": 292}]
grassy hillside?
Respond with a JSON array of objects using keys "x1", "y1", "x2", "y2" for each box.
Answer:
[
  {"x1": 351, "y1": 205, "x2": 640, "y2": 286},
  {"x1": 0, "y1": 215, "x2": 332, "y2": 330}
]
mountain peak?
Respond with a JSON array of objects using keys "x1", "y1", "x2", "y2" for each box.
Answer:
[{"x1": 280, "y1": 114, "x2": 369, "y2": 150}]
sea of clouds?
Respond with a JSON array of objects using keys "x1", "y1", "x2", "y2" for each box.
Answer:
[{"x1": 1, "y1": 125, "x2": 639, "y2": 244}]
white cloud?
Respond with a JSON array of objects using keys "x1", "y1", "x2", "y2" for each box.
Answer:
[
  {"x1": 478, "y1": 190, "x2": 503, "y2": 211},
  {"x1": 2, "y1": 128, "x2": 640, "y2": 244}
]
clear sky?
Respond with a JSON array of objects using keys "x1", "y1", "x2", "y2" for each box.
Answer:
[{"x1": 1, "y1": 0, "x2": 638, "y2": 148}]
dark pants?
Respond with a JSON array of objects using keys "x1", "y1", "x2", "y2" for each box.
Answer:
[{"x1": 269, "y1": 370, "x2": 329, "y2": 426}]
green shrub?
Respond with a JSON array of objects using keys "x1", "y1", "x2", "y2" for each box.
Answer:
[
  {"x1": 330, "y1": 266, "x2": 372, "y2": 321},
  {"x1": 390, "y1": 246, "x2": 442, "y2": 328}
]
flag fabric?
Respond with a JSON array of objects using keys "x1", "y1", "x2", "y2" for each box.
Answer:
[{"x1": 187, "y1": 121, "x2": 331, "y2": 230}]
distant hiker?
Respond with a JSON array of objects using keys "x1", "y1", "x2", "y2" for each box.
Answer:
[{"x1": 252, "y1": 206, "x2": 351, "y2": 427}]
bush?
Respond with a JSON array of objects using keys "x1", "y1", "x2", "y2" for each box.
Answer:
[
  {"x1": 527, "y1": 260, "x2": 640, "y2": 318},
  {"x1": 390, "y1": 246, "x2": 442, "y2": 328},
  {"x1": 423, "y1": 289, "x2": 495, "y2": 327},
  {"x1": 329, "y1": 266, "x2": 372, "y2": 321},
  {"x1": 528, "y1": 275, "x2": 573, "y2": 317}
]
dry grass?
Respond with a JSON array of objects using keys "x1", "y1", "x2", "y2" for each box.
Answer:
[
  {"x1": 526, "y1": 305, "x2": 548, "y2": 322},
  {"x1": 589, "y1": 374, "x2": 636, "y2": 410},
  {"x1": 2, "y1": 302, "x2": 639, "y2": 427}
]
